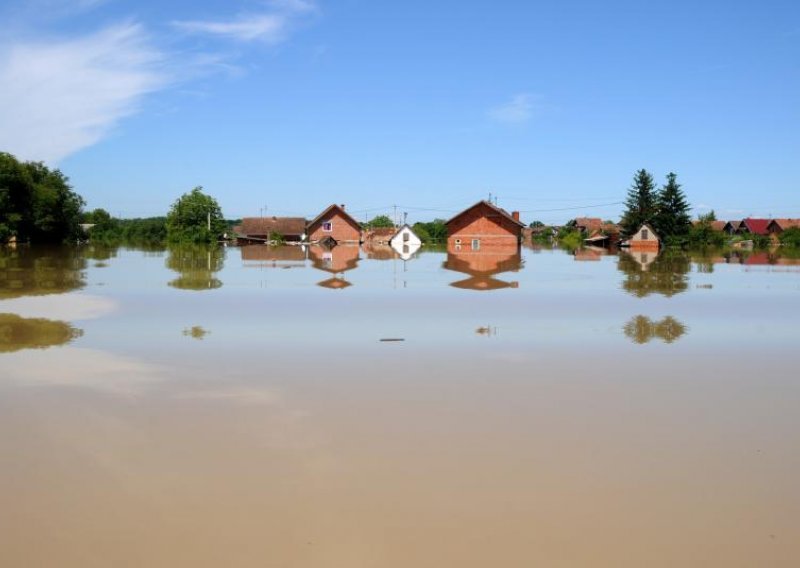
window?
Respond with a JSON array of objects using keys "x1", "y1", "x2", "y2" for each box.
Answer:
[
  {"x1": 641, "y1": 229, "x2": 649, "y2": 240},
  {"x1": 403, "y1": 232, "x2": 409, "y2": 242},
  {"x1": 471, "y1": 239, "x2": 480, "y2": 251},
  {"x1": 403, "y1": 245, "x2": 409, "y2": 254},
  {"x1": 322, "y1": 221, "x2": 333, "y2": 232}
]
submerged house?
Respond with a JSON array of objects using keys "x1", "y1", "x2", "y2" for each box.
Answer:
[
  {"x1": 628, "y1": 224, "x2": 660, "y2": 251},
  {"x1": 767, "y1": 219, "x2": 800, "y2": 236},
  {"x1": 737, "y1": 218, "x2": 771, "y2": 236},
  {"x1": 306, "y1": 204, "x2": 362, "y2": 244},
  {"x1": 443, "y1": 247, "x2": 522, "y2": 291},
  {"x1": 234, "y1": 217, "x2": 307, "y2": 244},
  {"x1": 445, "y1": 201, "x2": 525, "y2": 252}
]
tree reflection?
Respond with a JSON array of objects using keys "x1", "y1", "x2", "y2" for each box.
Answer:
[
  {"x1": 0, "y1": 245, "x2": 86, "y2": 299},
  {"x1": 618, "y1": 249, "x2": 690, "y2": 297},
  {"x1": 166, "y1": 246, "x2": 225, "y2": 291},
  {"x1": 0, "y1": 313, "x2": 83, "y2": 353},
  {"x1": 623, "y1": 315, "x2": 687, "y2": 344}
]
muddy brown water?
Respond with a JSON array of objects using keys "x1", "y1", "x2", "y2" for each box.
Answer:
[{"x1": 2, "y1": 244, "x2": 799, "y2": 567}]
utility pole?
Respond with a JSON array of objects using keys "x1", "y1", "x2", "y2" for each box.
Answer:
[
  {"x1": 207, "y1": 211, "x2": 211, "y2": 231},
  {"x1": 393, "y1": 204, "x2": 398, "y2": 227},
  {"x1": 403, "y1": 211, "x2": 408, "y2": 226}
]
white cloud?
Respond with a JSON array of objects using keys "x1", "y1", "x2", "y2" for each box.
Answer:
[
  {"x1": 0, "y1": 23, "x2": 165, "y2": 163},
  {"x1": 172, "y1": 1, "x2": 317, "y2": 43},
  {"x1": 488, "y1": 93, "x2": 541, "y2": 124}
]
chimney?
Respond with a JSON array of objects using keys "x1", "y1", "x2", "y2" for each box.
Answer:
[{"x1": 512, "y1": 211, "x2": 520, "y2": 222}]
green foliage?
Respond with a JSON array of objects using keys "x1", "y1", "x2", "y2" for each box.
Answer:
[
  {"x1": 412, "y1": 219, "x2": 447, "y2": 243},
  {"x1": 165, "y1": 187, "x2": 226, "y2": 244},
  {"x1": 363, "y1": 215, "x2": 395, "y2": 229},
  {"x1": 620, "y1": 169, "x2": 658, "y2": 237},
  {"x1": 557, "y1": 228, "x2": 583, "y2": 250},
  {"x1": 89, "y1": 217, "x2": 168, "y2": 244},
  {"x1": 653, "y1": 173, "x2": 691, "y2": 239},
  {"x1": 0, "y1": 246, "x2": 87, "y2": 299},
  {"x1": 529, "y1": 220, "x2": 544, "y2": 228},
  {"x1": 0, "y1": 313, "x2": 83, "y2": 353},
  {"x1": 779, "y1": 227, "x2": 800, "y2": 248},
  {"x1": 0, "y1": 152, "x2": 85, "y2": 243},
  {"x1": 618, "y1": 249, "x2": 691, "y2": 297},
  {"x1": 686, "y1": 209, "x2": 726, "y2": 248}
]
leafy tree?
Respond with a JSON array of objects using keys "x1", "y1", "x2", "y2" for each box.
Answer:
[
  {"x1": 165, "y1": 186, "x2": 226, "y2": 243},
  {"x1": 620, "y1": 169, "x2": 658, "y2": 237},
  {"x1": 529, "y1": 220, "x2": 544, "y2": 228},
  {"x1": 687, "y1": 209, "x2": 725, "y2": 247},
  {"x1": 412, "y1": 219, "x2": 447, "y2": 243},
  {"x1": 779, "y1": 227, "x2": 800, "y2": 248},
  {"x1": 0, "y1": 152, "x2": 84, "y2": 242},
  {"x1": 698, "y1": 210, "x2": 717, "y2": 223},
  {"x1": 364, "y1": 215, "x2": 394, "y2": 229},
  {"x1": 653, "y1": 172, "x2": 691, "y2": 239}
]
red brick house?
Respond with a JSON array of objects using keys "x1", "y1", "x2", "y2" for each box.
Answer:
[
  {"x1": 306, "y1": 204, "x2": 362, "y2": 244},
  {"x1": 445, "y1": 201, "x2": 524, "y2": 252}
]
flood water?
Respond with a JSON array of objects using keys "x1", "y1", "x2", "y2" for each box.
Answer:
[{"x1": 2, "y1": 242, "x2": 800, "y2": 567}]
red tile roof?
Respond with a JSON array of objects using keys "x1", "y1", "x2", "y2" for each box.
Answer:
[
  {"x1": 741, "y1": 218, "x2": 771, "y2": 236},
  {"x1": 446, "y1": 201, "x2": 525, "y2": 228}
]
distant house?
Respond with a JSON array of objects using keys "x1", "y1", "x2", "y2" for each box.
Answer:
[
  {"x1": 767, "y1": 219, "x2": 800, "y2": 235},
  {"x1": 737, "y1": 218, "x2": 771, "y2": 236},
  {"x1": 694, "y1": 220, "x2": 727, "y2": 232},
  {"x1": 575, "y1": 217, "x2": 604, "y2": 234},
  {"x1": 445, "y1": 200, "x2": 524, "y2": 252},
  {"x1": 723, "y1": 220, "x2": 742, "y2": 234},
  {"x1": 628, "y1": 224, "x2": 660, "y2": 251},
  {"x1": 235, "y1": 217, "x2": 307, "y2": 243},
  {"x1": 307, "y1": 204, "x2": 362, "y2": 244},
  {"x1": 363, "y1": 227, "x2": 396, "y2": 245}
]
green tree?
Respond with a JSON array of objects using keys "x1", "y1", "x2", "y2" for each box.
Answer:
[
  {"x1": 529, "y1": 220, "x2": 544, "y2": 228},
  {"x1": 165, "y1": 186, "x2": 226, "y2": 243},
  {"x1": 364, "y1": 215, "x2": 395, "y2": 229},
  {"x1": 653, "y1": 172, "x2": 691, "y2": 240},
  {"x1": 620, "y1": 169, "x2": 658, "y2": 237}
]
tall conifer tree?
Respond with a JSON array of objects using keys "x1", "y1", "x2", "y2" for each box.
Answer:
[
  {"x1": 654, "y1": 172, "x2": 691, "y2": 238},
  {"x1": 620, "y1": 169, "x2": 658, "y2": 236}
]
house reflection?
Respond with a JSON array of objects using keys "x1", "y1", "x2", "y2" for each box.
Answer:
[
  {"x1": 623, "y1": 315, "x2": 687, "y2": 344},
  {"x1": 240, "y1": 245, "x2": 306, "y2": 268},
  {"x1": 308, "y1": 244, "x2": 360, "y2": 289},
  {"x1": 443, "y1": 243, "x2": 522, "y2": 291},
  {"x1": 618, "y1": 250, "x2": 690, "y2": 298},
  {"x1": 166, "y1": 246, "x2": 225, "y2": 291}
]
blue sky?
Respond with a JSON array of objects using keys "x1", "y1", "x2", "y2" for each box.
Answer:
[{"x1": 1, "y1": 0, "x2": 798, "y2": 224}]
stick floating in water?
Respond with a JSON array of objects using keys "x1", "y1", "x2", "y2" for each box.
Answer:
[{"x1": 379, "y1": 338, "x2": 405, "y2": 342}]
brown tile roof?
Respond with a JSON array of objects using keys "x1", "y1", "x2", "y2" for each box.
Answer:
[
  {"x1": 237, "y1": 217, "x2": 307, "y2": 237},
  {"x1": 445, "y1": 200, "x2": 525, "y2": 228},
  {"x1": 710, "y1": 221, "x2": 727, "y2": 231},
  {"x1": 575, "y1": 217, "x2": 604, "y2": 232},
  {"x1": 769, "y1": 219, "x2": 800, "y2": 231}
]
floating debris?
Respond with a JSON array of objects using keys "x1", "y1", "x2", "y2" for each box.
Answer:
[
  {"x1": 379, "y1": 338, "x2": 405, "y2": 342},
  {"x1": 183, "y1": 326, "x2": 209, "y2": 340}
]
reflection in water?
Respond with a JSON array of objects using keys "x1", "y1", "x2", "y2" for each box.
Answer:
[
  {"x1": 0, "y1": 246, "x2": 86, "y2": 299},
  {"x1": 183, "y1": 326, "x2": 209, "y2": 340},
  {"x1": 0, "y1": 313, "x2": 83, "y2": 353},
  {"x1": 166, "y1": 246, "x2": 225, "y2": 291},
  {"x1": 444, "y1": 244, "x2": 522, "y2": 291},
  {"x1": 618, "y1": 250, "x2": 690, "y2": 297},
  {"x1": 309, "y1": 244, "x2": 359, "y2": 289},
  {"x1": 623, "y1": 315, "x2": 687, "y2": 344},
  {"x1": 240, "y1": 245, "x2": 306, "y2": 268}
]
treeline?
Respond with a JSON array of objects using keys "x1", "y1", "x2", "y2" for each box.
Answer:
[
  {"x1": 0, "y1": 152, "x2": 84, "y2": 243},
  {"x1": 82, "y1": 209, "x2": 168, "y2": 244}
]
